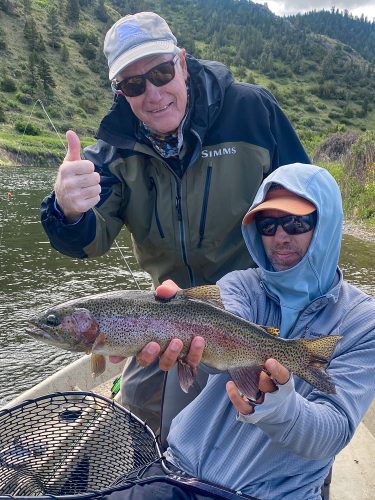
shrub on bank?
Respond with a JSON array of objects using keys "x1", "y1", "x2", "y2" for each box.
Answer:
[
  {"x1": 345, "y1": 131, "x2": 375, "y2": 184},
  {"x1": 0, "y1": 76, "x2": 17, "y2": 92},
  {"x1": 321, "y1": 131, "x2": 375, "y2": 225},
  {"x1": 14, "y1": 121, "x2": 42, "y2": 136}
]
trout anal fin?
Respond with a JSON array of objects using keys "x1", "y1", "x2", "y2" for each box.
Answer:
[
  {"x1": 177, "y1": 359, "x2": 196, "y2": 393},
  {"x1": 228, "y1": 365, "x2": 263, "y2": 401}
]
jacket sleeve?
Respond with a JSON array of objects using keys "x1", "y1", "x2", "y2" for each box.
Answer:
[
  {"x1": 41, "y1": 192, "x2": 97, "y2": 258},
  {"x1": 218, "y1": 271, "x2": 375, "y2": 460},
  {"x1": 40, "y1": 144, "x2": 126, "y2": 259}
]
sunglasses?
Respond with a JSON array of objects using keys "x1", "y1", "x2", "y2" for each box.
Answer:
[
  {"x1": 255, "y1": 212, "x2": 317, "y2": 236},
  {"x1": 113, "y1": 54, "x2": 179, "y2": 98}
]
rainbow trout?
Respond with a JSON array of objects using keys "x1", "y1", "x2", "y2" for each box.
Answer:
[{"x1": 27, "y1": 285, "x2": 341, "y2": 398}]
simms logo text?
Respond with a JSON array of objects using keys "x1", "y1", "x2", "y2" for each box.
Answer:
[{"x1": 201, "y1": 147, "x2": 237, "y2": 158}]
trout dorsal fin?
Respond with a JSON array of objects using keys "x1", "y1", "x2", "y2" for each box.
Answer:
[{"x1": 182, "y1": 285, "x2": 225, "y2": 309}]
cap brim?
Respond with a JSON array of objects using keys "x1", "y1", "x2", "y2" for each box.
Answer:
[
  {"x1": 109, "y1": 40, "x2": 176, "y2": 80},
  {"x1": 243, "y1": 194, "x2": 316, "y2": 225}
]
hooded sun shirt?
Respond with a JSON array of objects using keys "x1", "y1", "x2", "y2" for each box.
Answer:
[
  {"x1": 166, "y1": 162, "x2": 375, "y2": 499},
  {"x1": 242, "y1": 163, "x2": 343, "y2": 337}
]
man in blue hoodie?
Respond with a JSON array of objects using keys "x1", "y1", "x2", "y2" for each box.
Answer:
[{"x1": 129, "y1": 163, "x2": 375, "y2": 500}]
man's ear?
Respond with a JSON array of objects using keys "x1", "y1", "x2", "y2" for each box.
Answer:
[{"x1": 179, "y1": 48, "x2": 188, "y2": 80}]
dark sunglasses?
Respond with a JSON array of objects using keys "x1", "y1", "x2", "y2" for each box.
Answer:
[
  {"x1": 255, "y1": 212, "x2": 317, "y2": 236},
  {"x1": 113, "y1": 54, "x2": 179, "y2": 98}
]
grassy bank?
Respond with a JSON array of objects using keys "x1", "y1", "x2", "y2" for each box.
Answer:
[
  {"x1": 325, "y1": 162, "x2": 375, "y2": 228},
  {"x1": 316, "y1": 131, "x2": 375, "y2": 229},
  {"x1": 0, "y1": 130, "x2": 94, "y2": 167},
  {"x1": 0, "y1": 129, "x2": 374, "y2": 232}
]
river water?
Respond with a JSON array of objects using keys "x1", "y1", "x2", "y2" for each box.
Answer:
[{"x1": 0, "y1": 166, "x2": 374, "y2": 407}]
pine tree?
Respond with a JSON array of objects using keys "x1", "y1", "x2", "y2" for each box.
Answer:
[
  {"x1": 47, "y1": 6, "x2": 62, "y2": 49},
  {"x1": 24, "y1": 17, "x2": 37, "y2": 43},
  {"x1": 80, "y1": 39, "x2": 97, "y2": 60},
  {"x1": 27, "y1": 51, "x2": 40, "y2": 94},
  {"x1": 0, "y1": 0, "x2": 15, "y2": 14},
  {"x1": 67, "y1": 0, "x2": 80, "y2": 23},
  {"x1": 38, "y1": 58, "x2": 56, "y2": 92},
  {"x1": 321, "y1": 52, "x2": 335, "y2": 81},
  {"x1": 61, "y1": 43, "x2": 69, "y2": 63},
  {"x1": 37, "y1": 33, "x2": 46, "y2": 53},
  {"x1": 0, "y1": 26, "x2": 6, "y2": 50},
  {"x1": 95, "y1": 0, "x2": 108, "y2": 23},
  {"x1": 22, "y1": 0, "x2": 31, "y2": 15}
]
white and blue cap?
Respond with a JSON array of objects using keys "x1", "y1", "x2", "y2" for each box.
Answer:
[{"x1": 104, "y1": 12, "x2": 177, "y2": 80}]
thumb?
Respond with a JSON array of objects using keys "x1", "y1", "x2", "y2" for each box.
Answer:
[
  {"x1": 64, "y1": 130, "x2": 82, "y2": 161},
  {"x1": 155, "y1": 280, "x2": 181, "y2": 299},
  {"x1": 264, "y1": 359, "x2": 290, "y2": 385}
]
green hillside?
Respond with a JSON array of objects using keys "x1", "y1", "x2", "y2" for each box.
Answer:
[
  {"x1": 288, "y1": 8, "x2": 375, "y2": 64},
  {"x1": 0, "y1": 0, "x2": 374, "y2": 166}
]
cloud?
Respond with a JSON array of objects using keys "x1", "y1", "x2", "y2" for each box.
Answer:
[{"x1": 265, "y1": 1, "x2": 375, "y2": 18}]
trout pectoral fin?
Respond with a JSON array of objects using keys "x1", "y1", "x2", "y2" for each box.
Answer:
[
  {"x1": 182, "y1": 285, "x2": 225, "y2": 309},
  {"x1": 177, "y1": 359, "x2": 196, "y2": 393},
  {"x1": 228, "y1": 365, "x2": 263, "y2": 401},
  {"x1": 91, "y1": 353, "x2": 106, "y2": 377}
]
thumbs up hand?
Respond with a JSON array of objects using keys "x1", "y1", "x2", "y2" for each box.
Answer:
[{"x1": 54, "y1": 130, "x2": 101, "y2": 223}]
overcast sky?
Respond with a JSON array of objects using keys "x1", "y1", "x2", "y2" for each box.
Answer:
[{"x1": 263, "y1": 1, "x2": 375, "y2": 21}]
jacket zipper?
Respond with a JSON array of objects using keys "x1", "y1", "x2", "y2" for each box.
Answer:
[
  {"x1": 147, "y1": 149, "x2": 197, "y2": 287},
  {"x1": 198, "y1": 165, "x2": 213, "y2": 248},
  {"x1": 149, "y1": 176, "x2": 165, "y2": 238},
  {"x1": 175, "y1": 180, "x2": 195, "y2": 286}
]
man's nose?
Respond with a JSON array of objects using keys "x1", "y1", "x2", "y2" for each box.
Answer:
[
  {"x1": 144, "y1": 80, "x2": 163, "y2": 100},
  {"x1": 273, "y1": 224, "x2": 290, "y2": 241}
]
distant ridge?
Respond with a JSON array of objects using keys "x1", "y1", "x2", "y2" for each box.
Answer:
[{"x1": 0, "y1": 0, "x2": 374, "y2": 153}]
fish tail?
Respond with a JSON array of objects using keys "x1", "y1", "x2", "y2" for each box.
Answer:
[{"x1": 295, "y1": 335, "x2": 342, "y2": 394}]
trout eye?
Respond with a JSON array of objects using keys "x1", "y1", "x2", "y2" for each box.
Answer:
[{"x1": 46, "y1": 314, "x2": 60, "y2": 327}]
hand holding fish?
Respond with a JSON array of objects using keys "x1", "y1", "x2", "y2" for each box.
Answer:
[
  {"x1": 54, "y1": 130, "x2": 101, "y2": 223},
  {"x1": 226, "y1": 358, "x2": 290, "y2": 415}
]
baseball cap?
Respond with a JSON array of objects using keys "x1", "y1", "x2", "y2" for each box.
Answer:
[
  {"x1": 104, "y1": 12, "x2": 178, "y2": 80},
  {"x1": 243, "y1": 186, "x2": 316, "y2": 225}
]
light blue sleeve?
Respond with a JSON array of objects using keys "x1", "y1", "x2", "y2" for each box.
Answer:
[
  {"x1": 242, "y1": 308, "x2": 375, "y2": 459},
  {"x1": 219, "y1": 273, "x2": 375, "y2": 461}
]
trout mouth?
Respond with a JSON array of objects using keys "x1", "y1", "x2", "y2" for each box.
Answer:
[
  {"x1": 26, "y1": 308, "x2": 99, "y2": 353},
  {"x1": 26, "y1": 323, "x2": 54, "y2": 341},
  {"x1": 26, "y1": 317, "x2": 88, "y2": 352}
]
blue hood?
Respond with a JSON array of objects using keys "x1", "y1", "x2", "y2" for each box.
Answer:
[{"x1": 242, "y1": 163, "x2": 343, "y2": 337}]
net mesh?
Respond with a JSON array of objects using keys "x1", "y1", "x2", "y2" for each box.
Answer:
[{"x1": 0, "y1": 391, "x2": 161, "y2": 498}]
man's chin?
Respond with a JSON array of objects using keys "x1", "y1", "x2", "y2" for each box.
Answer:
[{"x1": 270, "y1": 255, "x2": 299, "y2": 271}]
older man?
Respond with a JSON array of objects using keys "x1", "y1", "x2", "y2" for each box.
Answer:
[
  {"x1": 41, "y1": 12, "x2": 309, "y2": 430},
  {"x1": 129, "y1": 163, "x2": 375, "y2": 500}
]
